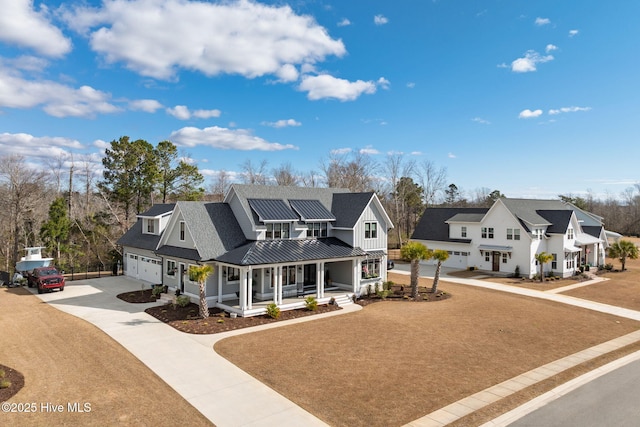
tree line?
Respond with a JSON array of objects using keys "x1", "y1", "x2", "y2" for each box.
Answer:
[{"x1": 1, "y1": 138, "x2": 638, "y2": 274}]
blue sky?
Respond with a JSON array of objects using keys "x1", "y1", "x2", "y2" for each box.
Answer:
[{"x1": 1, "y1": 0, "x2": 638, "y2": 200}]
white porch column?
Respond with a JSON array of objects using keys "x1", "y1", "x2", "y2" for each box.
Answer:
[
  {"x1": 239, "y1": 268, "x2": 247, "y2": 310},
  {"x1": 317, "y1": 262, "x2": 325, "y2": 298},
  {"x1": 352, "y1": 259, "x2": 359, "y2": 294},
  {"x1": 278, "y1": 266, "x2": 284, "y2": 304},
  {"x1": 273, "y1": 266, "x2": 279, "y2": 304},
  {"x1": 217, "y1": 265, "x2": 223, "y2": 303},
  {"x1": 247, "y1": 267, "x2": 253, "y2": 310},
  {"x1": 381, "y1": 254, "x2": 388, "y2": 281}
]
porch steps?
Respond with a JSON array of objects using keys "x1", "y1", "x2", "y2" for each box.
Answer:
[
  {"x1": 157, "y1": 293, "x2": 174, "y2": 305},
  {"x1": 331, "y1": 294, "x2": 354, "y2": 308}
]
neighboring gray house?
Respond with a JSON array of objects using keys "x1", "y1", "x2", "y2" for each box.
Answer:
[
  {"x1": 118, "y1": 184, "x2": 393, "y2": 317},
  {"x1": 411, "y1": 198, "x2": 610, "y2": 278}
]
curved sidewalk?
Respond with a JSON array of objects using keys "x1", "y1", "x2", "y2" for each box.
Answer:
[{"x1": 31, "y1": 277, "x2": 360, "y2": 427}]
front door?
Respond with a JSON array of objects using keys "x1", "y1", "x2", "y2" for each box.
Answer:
[
  {"x1": 179, "y1": 263, "x2": 186, "y2": 292},
  {"x1": 303, "y1": 264, "x2": 317, "y2": 286},
  {"x1": 492, "y1": 252, "x2": 500, "y2": 272}
]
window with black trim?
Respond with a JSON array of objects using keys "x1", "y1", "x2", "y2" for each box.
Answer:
[
  {"x1": 365, "y1": 222, "x2": 378, "y2": 239},
  {"x1": 179, "y1": 221, "x2": 185, "y2": 241},
  {"x1": 461, "y1": 226, "x2": 467, "y2": 238},
  {"x1": 167, "y1": 260, "x2": 176, "y2": 276},
  {"x1": 306, "y1": 222, "x2": 328, "y2": 238},
  {"x1": 266, "y1": 223, "x2": 291, "y2": 239},
  {"x1": 482, "y1": 227, "x2": 494, "y2": 239},
  {"x1": 226, "y1": 267, "x2": 240, "y2": 281},
  {"x1": 361, "y1": 258, "x2": 380, "y2": 278}
]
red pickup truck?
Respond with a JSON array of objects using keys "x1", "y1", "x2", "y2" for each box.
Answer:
[{"x1": 28, "y1": 267, "x2": 65, "y2": 294}]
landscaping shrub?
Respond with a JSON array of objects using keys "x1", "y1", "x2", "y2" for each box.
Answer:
[
  {"x1": 0, "y1": 369, "x2": 10, "y2": 389},
  {"x1": 175, "y1": 295, "x2": 190, "y2": 308},
  {"x1": 152, "y1": 285, "x2": 164, "y2": 298},
  {"x1": 266, "y1": 303, "x2": 280, "y2": 319},
  {"x1": 305, "y1": 296, "x2": 318, "y2": 311}
]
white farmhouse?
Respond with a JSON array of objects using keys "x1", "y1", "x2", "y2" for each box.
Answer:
[
  {"x1": 411, "y1": 198, "x2": 611, "y2": 278},
  {"x1": 118, "y1": 184, "x2": 393, "y2": 316}
]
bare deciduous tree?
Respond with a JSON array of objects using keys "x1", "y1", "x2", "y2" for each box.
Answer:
[
  {"x1": 240, "y1": 159, "x2": 269, "y2": 185},
  {"x1": 272, "y1": 162, "x2": 299, "y2": 186},
  {"x1": 417, "y1": 160, "x2": 447, "y2": 207}
]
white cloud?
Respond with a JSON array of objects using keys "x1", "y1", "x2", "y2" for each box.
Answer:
[
  {"x1": 262, "y1": 119, "x2": 302, "y2": 128},
  {"x1": 569, "y1": 29, "x2": 579, "y2": 37},
  {"x1": 166, "y1": 105, "x2": 221, "y2": 120},
  {"x1": 545, "y1": 44, "x2": 558, "y2": 53},
  {"x1": 0, "y1": 67, "x2": 120, "y2": 118},
  {"x1": 548, "y1": 106, "x2": 591, "y2": 115},
  {"x1": 511, "y1": 50, "x2": 554, "y2": 73},
  {"x1": 472, "y1": 117, "x2": 491, "y2": 125},
  {"x1": 331, "y1": 147, "x2": 352, "y2": 155},
  {"x1": 535, "y1": 17, "x2": 551, "y2": 26},
  {"x1": 1, "y1": 55, "x2": 49, "y2": 73},
  {"x1": 360, "y1": 145, "x2": 379, "y2": 155},
  {"x1": 0, "y1": 0, "x2": 72, "y2": 57},
  {"x1": 377, "y1": 77, "x2": 390, "y2": 90},
  {"x1": 406, "y1": 82, "x2": 415, "y2": 88},
  {"x1": 337, "y1": 18, "x2": 351, "y2": 27},
  {"x1": 299, "y1": 74, "x2": 377, "y2": 101},
  {"x1": 169, "y1": 126, "x2": 297, "y2": 151},
  {"x1": 0, "y1": 132, "x2": 84, "y2": 160},
  {"x1": 193, "y1": 109, "x2": 222, "y2": 119},
  {"x1": 410, "y1": 151, "x2": 422, "y2": 156},
  {"x1": 166, "y1": 105, "x2": 191, "y2": 120},
  {"x1": 62, "y1": 0, "x2": 346, "y2": 81},
  {"x1": 129, "y1": 99, "x2": 163, "y2": 112},
  {"x1": 518, "y1": 109, "x2": 543, "y2": 119},
  {"x1": 276, "y1": 64, "x2": 299, "y2": 82},
  {"x1": 374, "y1": 15, "x2": 389, "y2": 25},
  {"x1": 448, "y1": 152, "x2": 457, "y2": 159}
]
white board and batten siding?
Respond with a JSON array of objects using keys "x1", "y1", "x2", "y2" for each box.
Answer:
[{"x1": 354, "y1": 203, "x2": 388, "y2": 251}]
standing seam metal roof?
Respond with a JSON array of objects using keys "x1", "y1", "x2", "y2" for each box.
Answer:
[
  {"x1": 289, "y1": 199, "x2": 336, "y2": 221},
  {"x1": 248, "y1": 199, "x2": 299, "y2": 221}
]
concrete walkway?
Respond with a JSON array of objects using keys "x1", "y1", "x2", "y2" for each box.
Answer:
[
  {"x1": 31, "y1": 277, "x2": 361, "y2": 427},
  {"x1": 32, "y1": 269, "x2": 640, "y2": 427}
]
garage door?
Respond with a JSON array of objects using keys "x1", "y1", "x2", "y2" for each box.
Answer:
[
  {"x1": 126, "y1": 253, "x2": 138, "y2": 278},
  {"x1": 137, "y1": 256, "x2": 162, "y2": 283}
]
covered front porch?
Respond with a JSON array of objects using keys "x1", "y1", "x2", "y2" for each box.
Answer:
[
  {"x1": 215, "y1": 288, "x2": 355, "y2": 317},
  {"x1": 212, "y1": 258, "x2": 362, "y2": 317}
]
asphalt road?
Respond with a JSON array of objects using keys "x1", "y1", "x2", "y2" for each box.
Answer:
[{"x1": 509, "y1": 358, "x2": 640, "y2": 427}]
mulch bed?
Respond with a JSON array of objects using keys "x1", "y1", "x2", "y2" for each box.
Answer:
[
  {"x1": 117, "y1": 288, "x2": 159, "y2": 303},
  {"x1": 118, "y1": 284, "x2": 451, "y2": 333},
  {"x1": 356, "y1": 284, "x2": 451, "y2": 307},
  {"x1": 145, "y1": 302, "x2": 342, "y2": 334},
  {"x1": 0, "y1": 364, "x2": 24, "y2": 402}
]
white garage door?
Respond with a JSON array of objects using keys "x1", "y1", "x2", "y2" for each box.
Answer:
[
  {"x1": 125, "y1": 253, "x2": 161, "y2": 284},
  {"x1": 126, "y1": 253, "x2": 138, "y2": 278},
  {"x1": 137, "y1": 255, "x2": 162, "y2": 284}
]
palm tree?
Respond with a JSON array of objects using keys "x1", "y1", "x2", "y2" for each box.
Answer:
[
  {"x1": 608, "y1": 240, "x2": 639, "y2": 271},
  {"x1": 431, "y1": 249, "x2": 449, "y2": 293},
  {"x1": 534, "y1": 252, "x2": 554, "y2": 282},
  {"x1": 189, "y1": 264, "x2": 214, "y2": 318},
  {"x1": 400, "y1": 242, "x2": 431, "y2": 299}
]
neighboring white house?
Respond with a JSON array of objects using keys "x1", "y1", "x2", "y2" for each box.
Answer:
[
  {"x1": 411, "y1": 198, "x2": 609, "y2": 278},
  {"x1": 118, "y1": 184, "x2": 393, "y2": 316}
]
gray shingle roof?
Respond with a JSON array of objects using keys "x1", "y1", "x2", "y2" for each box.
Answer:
[
  {"x1": 117, "y1": 219, "x2": 162, "y2": 250},
  {"x1": 331, "y1": 192, "x2": 374, "y2": 228},
  {"x1": 500, "y1": 199, "x2": 569, "y2": 226},
  {"x1": 216, "y1": 237, "x2": 367, "y2": 266},
  {"x1": 289, "y1": 199, "x2": 336, "y2": 221},
  {"x1": 176, "y1": 202, "x2": 246, "y2": 261},
  {"x1": 139, "y1": 204, "x2": 175, "y2": 217},
  {"x1": 537, "y1": 210, "x2": 573, "y2": 234},
  {"x1": 447, "y1": 213, "x2": 486, "y2": 223},
  {"x1": 412, "y1": 207, "x2": 488, "y2": 242}
]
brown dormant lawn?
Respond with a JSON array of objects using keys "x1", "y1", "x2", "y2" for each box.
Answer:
[
  {"x1": 0, "y1": 286, "x2": 213, "y2": 426},
  {"x1": 215, "y1": 271, "x2": 640, "y2": 427}
]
